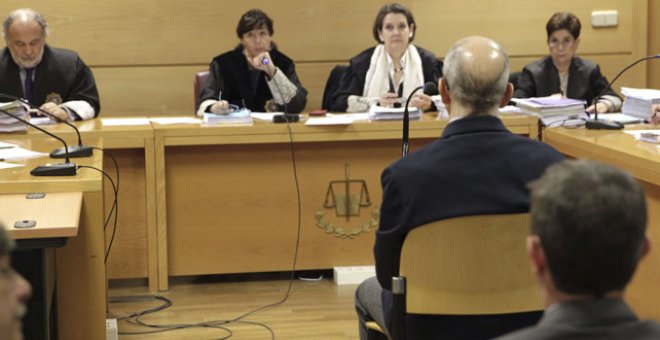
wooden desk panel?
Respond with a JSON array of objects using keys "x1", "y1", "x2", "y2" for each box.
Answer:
[
  {"x1": 4, "y1": 115, "x2": 537, "y2": 292},
  {"x1": 165, "y1": 141, "x2": 393, "y2": 275},
  {"x1": 0, "y1": 192, "x2": 82, "y2": 239},
  {"x1": 36, "y1": 120, "x2": 159, "y2": 290},
  {"x1": 155, "y1": 114, "x2": 538, "y2": 290},
  {"x1": 0, "y1": 139, "x2": 106, "y2": 340},
  {"x1": 543, "y1": 127, "x2": 660, "y2": 320}
]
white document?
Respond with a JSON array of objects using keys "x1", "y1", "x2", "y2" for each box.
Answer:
[
  {"x1": 624, "y1": 129, "x2": 660, "y2": 140},
  {"x1": 598, "y1": 113, "x2": 646, "y2": 124},
  {"x1": 305, "y1": 116, "x2": 353, "y2": 126},
  {"x1": 0, "y1": 147, "x2": 48, "y2": 161},
  {"x1": 0, "y1": 141, "x2": 18, "y2": 149},
  {"x1": 102, "y1": 118, "x2": 151, "y2": 126},
  {"x1": 29, "y1": 116, "x2": 56, "y2": 125},
  {"x1": 250, "y1": 112, "x2": 279, "y2": 122},
  {"x1": 328, "y1": 113, "x2": 370, "y2": 122},
  {"x1": 149, "y1": 117, "x2": 201, "y2": 125},
  {"x1": 0, "y1": 162, "x2": 23, "y2": 170},
  {"x1": 621, "y1": 87, "x2": 660, "y2": 100}
]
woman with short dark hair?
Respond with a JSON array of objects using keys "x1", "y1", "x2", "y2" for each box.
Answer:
[
  {"x1": 197, "y1": 9, "x2": 307, "y2": 115},
  {"x1": 328, "y1": 3, "x2": 442, "y2": 112},
  {"x1": 514, "y1": 12, "x2": 621, "y2": 114}
]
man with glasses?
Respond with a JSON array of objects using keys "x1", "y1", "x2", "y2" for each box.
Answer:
[{"x1": 513, "y1": 12, "x2": 621, "y2": 114}]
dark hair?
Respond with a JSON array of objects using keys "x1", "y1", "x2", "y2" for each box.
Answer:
[
  {"x1": 529, "y1": 159, "x2": 647, "y2": 297},
  {"x1": 546, "y1": 12, "x2": 581, "y2": 39},
  {"x1": 236, "y1": 9, "x2": 274, "y2": 39},
  {"x1": 372, "y1": 3, "x2": 416, "y2": 43}
]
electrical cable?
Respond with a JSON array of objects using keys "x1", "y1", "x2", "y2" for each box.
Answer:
[
  {"x1": 108, "y1": 75, "x2": 303, "y2": 339},
  {"x1": 76, "y1": 163, "x2": 119, "y2": 263}
]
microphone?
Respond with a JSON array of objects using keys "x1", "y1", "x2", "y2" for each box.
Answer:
[
  {"x1": 586, "y1": 54, "x2": 660, "y2": 130},
  {"x1": 0, "y1": 106, "x2": 76, "y2": 176},
  {"x1": 0, "y1": 93, "x2": 93, "y2": 158},
  {"x1": 402, "y1": 82, "x2": 437, "y2": 156}
]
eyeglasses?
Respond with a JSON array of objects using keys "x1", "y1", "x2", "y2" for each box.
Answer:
[{"x1": 548, "y1": 38, "x2": 575, "y2": 49}]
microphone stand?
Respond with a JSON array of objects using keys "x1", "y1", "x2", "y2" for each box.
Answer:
[
  {"x1": 586, "y1": 54, "x2": 660, "y2": 130},
  {"x1": 0, "y1": 107, "x2": 76, "y2": 176},
  {"x1": 0, "y1": 94, "x2": 93, "y2": 158},
  {"x1": 402, "y1": 85, "x2": 424, "y2": 156}
]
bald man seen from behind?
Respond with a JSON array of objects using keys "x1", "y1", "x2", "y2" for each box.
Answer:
[{"x1": 355, "y1": 36, "x2": 565, "y2": 340}]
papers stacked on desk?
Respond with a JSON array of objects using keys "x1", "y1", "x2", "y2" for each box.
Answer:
[
  {"x1": 368, "y1": 105, "x2": 421, "y2": 121},
  {"x1": 202, "y1": 108, "x2": 253, "y2": 125},
  {"x1": 0, "y1": 100, "x2": 28, "y2": 132},
  {"x1": 621, "y1": 87, "x2": 660, "y2": 120},
  {"x1": 512, "y1": 97, "x2": 587, "y2": 127}
]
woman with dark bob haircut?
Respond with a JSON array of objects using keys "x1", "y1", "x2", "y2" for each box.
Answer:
[
  {"x1": 197, "y1": 9, "x2": 307, "y2": 115},
  {"x1": 514, "y1": 12, "x2": 621, "y2": 113},
  {"x1": 327, "y1": 3, "x2": 442, "y2": 112}
]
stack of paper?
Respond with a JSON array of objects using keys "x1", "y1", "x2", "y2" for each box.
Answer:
[
  {"x1": 368, "y1": 106, "x2": 421, "y2": 121},
  {"x1": 202, "y1": 108, "x2": 253, "y2": 125},
  {"x1": 512, "y1": 97, "x2": 587, "y2": 127},
  {"x1": 621, "y1": 87, "x2": 660, "y2": 120},
  {"x1": 0, "y1": 101, "x2": 28, "y2": 132},
  {"x1": 512, "y1": 97, "x2": 586, "y2": 116}
]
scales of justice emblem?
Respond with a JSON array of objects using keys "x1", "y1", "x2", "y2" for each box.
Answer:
[{"x1": 314, "y1": 163, "x2": 379, "y2": 239}]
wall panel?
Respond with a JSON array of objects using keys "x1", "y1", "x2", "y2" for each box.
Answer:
[{"x1": 0, "y1": 0, "x2": 651, "y2": 116}]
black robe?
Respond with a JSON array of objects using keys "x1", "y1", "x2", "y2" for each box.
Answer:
[
  {"x1": 0, "y1": 45, "x2": 100, "y2": 119},
  {"x1": 200, "y1": 45, "x2": 307, "y2": 113}
]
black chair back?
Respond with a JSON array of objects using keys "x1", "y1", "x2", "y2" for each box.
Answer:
[{"x1": 322, "y1": 65, "x2": 349, "y2": 110}]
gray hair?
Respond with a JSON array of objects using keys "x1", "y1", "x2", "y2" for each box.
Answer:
[
  {"x1": 0, "y1": 223, "x2": 15, "y2": 257},
  {"x1": 442, "y1": 36, "x2": 509, "y2": 114},
  {"x1": 2, "y1": 8, "x2": 49, "y2": 37}
]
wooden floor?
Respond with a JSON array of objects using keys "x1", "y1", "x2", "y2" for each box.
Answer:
[{"x1": 108, "y1": 273, "x2": 360, "y2": 339}]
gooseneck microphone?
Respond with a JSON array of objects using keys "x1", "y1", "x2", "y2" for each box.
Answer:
[
  {"x1": 0, "y1": 93, "x2": 93, "y2": 158},
  {"x1": 0, "y1": 107, "x2": 76, "y2": 176},
  {"x1": 402, "y1": 82, "x2": 437, "y2": 156},
  {"x1": 586, "y1": 54, "x2": 660, "y2": 130}
]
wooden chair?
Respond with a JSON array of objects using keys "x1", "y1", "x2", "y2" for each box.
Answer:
[{"x1": 370, "y1": 213, "x2": 544, "y2": 340}]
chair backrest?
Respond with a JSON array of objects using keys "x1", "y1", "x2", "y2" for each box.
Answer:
[
  {"x1": 508, "y1": 71, "x2": 521, "y2": 87},
  {"x1": 400, "y1": 213, "x2": 543, "y2": 315},
  {"x1": 194, "y1": 71, "x2": 210, "y2": 112},
  {"x1": 321, "y1": 65, "x2": 348, "y2": 110}
]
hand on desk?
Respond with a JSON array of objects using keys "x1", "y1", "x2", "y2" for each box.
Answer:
[
  {"x1": 586, "y1": 100, "x2": 612, "y2": 115},
  {"x1": 409, "y1": 93, "x2": 432, "y2": 111},
  {"x1": 39, "y1": 102, "x2": 68, "y2": 121},
  {"x1": 651, "y1": 104, "x2": 660, "y2": 125},
  {"x1": 209, "y1": 100, "x2": 230, "y2": 113},
  {"x1": 379, "y1": 92, "x2": 401, "y2": 108}
]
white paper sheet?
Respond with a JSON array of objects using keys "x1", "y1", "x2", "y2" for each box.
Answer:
[
  {"x1": 0, "y1": 147, "x2": 48, "y2": 161},
  {"x1": 0, "y1": 162, "x2": 23, "y2": 170},
  {"x1": 102, "y1": 118, "x2": 151, "y2": 126},
  {"x1": 305, "y1": 116, "x2": 353, "y2": 126},
  {"x1": 149, "y1": 117, "x2": 202, "y2": 125}
]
